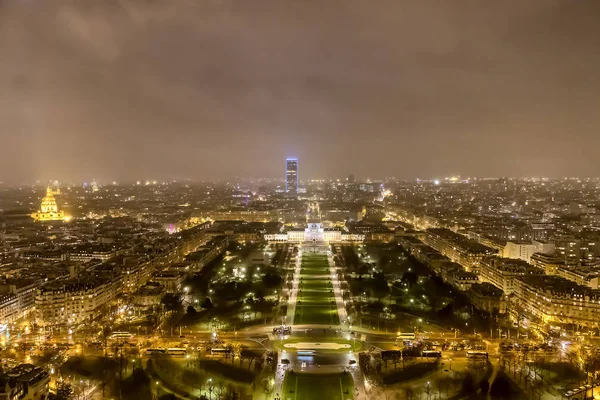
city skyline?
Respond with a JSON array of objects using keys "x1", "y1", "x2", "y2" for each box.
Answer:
[
  {"x1": 1, "y1": 156, "x2": 600, "y2": 399},
  {"x1": 2, "y1": 1, "x2": 600, "y2": 183},
  {"x1": 3, "y1": 2, "x2": 600, "y2": 399},
  {"x1": 6, "y1": 174, "x2": 600, "y2": 188}
]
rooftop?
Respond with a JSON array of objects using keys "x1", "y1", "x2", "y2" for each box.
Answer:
[
  {"x1": 518, "y1": 274, "x2": 600, "y2": 299},
  {"x1": 469, "y1": 282, "x2": 504, "y2": 298}
]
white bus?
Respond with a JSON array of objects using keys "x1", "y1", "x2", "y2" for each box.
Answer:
[
  {"x1": 422, "y1": 350, "x2": 442, "y2": 358},
  {"x1": 210, "y1": 348, "x2": 232, "y2": 356},
  {"x1": 167, "y1": 348, "x2": 187, "y2": 356},
  {"x1": 146, "y1": 348, "x2": 167, "y2": 355},
  {"x1": 466, "y1": 351, "x2": 488, "y2": 359},
  {"x1": 110, "y1": 331, "x2": 133, "y2": 339},
  {"x1": 397, "y1": 332, "x2": 416, "y2": 340}
]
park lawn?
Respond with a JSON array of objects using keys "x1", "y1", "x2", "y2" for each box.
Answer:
[
  {"x1": 295, "y1": 251, "x2": 339, "y2": 325},
  {"x1": 298, "y1": 287, "x2": 334, "y2": 297},
  {"x1": 299, "y1": 286, "x2": 333, "y2": 294},
  {"x1": 295, "y1": 304, "x2": 339, "y2": 325},
  {"x1": 60, "y1": 356, "x2": 118, "y2": 380},
  {"x1": 283, "y1": 372, "x2": 354, "y2": 400}
]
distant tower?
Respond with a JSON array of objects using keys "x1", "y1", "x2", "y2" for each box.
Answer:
[
  {"x1": 347, "y1": 174, "x2": 355, "y2": 183},
  {"x1": 286, "y1": 158, "x2": 298, "y2": 194}
]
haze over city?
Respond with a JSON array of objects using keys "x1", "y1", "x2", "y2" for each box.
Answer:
[
  {"x1": 4, "y1": 2, "x2": 600, "y2": 399},
  {"x1": 2, "y1": 0, "x2": 600, "y2": 183}
]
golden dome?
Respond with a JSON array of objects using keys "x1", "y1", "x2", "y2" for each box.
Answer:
[
  {"x1": 40, "y1": 187, "x2": 58, "y2": 213},
  {"x1": 32, "y1": 186, "x2": 66, "y2": 222}
]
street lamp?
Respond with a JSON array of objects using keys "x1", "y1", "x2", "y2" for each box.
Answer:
[{"x1": 207, "y1": 378, "x2": 214, "y2": 400}]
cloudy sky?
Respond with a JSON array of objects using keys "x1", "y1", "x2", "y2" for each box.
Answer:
[{"x1": 1, "y1": 0, "x2": 599, "y2": 183}]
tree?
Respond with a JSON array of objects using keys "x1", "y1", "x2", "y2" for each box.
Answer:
[
  {"x1": 101, "y1": 325, "x2": 112, "y2": 356},
  {"x1": 255, "y1": 289, "x2": 265, "y2": 300},
  {"x1": 423, "y1": 277, "x2": 444, "y2": 310},
  {"x1": 215, "y1": 281, "x2": 248, "y2": 303},
  {"x1": 379, "y1": 254, "x2": 391, "y2": 270},
  {"x1": 437, "y1": 303, "x2": 454, "y2": 320},
  {"x1": 161, "y1": 293, "x2": 183, "y2": 313},
  {"x1": 372, "y1": 272, "x2": 389, "y2": 300},
  {"x1": 460, "y1": 373, "x2": 475, "y2": 396},
  {"x1": 161, "y1": 293, "x2": 183, "y2": 335},
  {"x1": 479, "y1": 380, "x2": 490, "y2": 395},
  {"x1": 72, "y1": 382, "x2": 93, "y2": 400},
  {"x1": 357, "y1": 264, "x2": 370, "y2": 278},
  {"x1": 186, "y1": 305, "x2": 197, "y2": 315},
  {"x1": 201, "y1": 297, "x2": 213, "y2": 309},
  {"x1": 262, "y1": 273, "x2": 283, "y2": 289},
  {"x1": 490, "y1": 373, "x2": 512, "y2": 398},
  {"x1": 401, "y1": 271, "x2": 418, "y2": 289},
  {"x1": 581, "y1": 351, "x2": 600, "y2": 393},
  {"x1": 55, "y1": 381, "x2": 74, "y2": 400}
]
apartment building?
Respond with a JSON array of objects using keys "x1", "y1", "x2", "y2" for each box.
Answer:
[
  {"x1": 2, "y1": 364, "x2": 49, "y2": 400},
  {"x1": 479, "y1": 256, "x2": 544, "y2": 295},
  {"x1": 468, "y1": 283, "x2": 506, "y2": 315},
  {"x1": 530, "y1": 253, "x2": 565, "y2": 275},
  {"x1": 0, "y1": 295, "x2": 18, "y2": 324},
  {"x1": 35, "y1": 277, "x2": 118, "y2": 327},
  {"x1": 513, "y1": 275, "x2": 600, "y2": 328},
  {"x1": 503, "y1": 240, "x2": 555, "y2": 263},
  {"x1": 0, "y1": 279, "x2": 40, "y2": 320},
  {"x1": 67, "y1": 244, "x2": 118, "y2": 262},
  {"x1": 556, "y1": 266, "x2": 600, "y2": 289},
  {"x1": 422, "y1": 228, "x2": 496, "y2": 272}
]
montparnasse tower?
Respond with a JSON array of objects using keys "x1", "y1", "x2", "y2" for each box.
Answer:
[{"x1": 31, "y1": 187, "x2": 66, "y2": 222}]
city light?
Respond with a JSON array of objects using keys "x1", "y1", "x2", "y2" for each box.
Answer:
[{"x1": 0, "y1": 5, "x2": 597, "y2": 396}]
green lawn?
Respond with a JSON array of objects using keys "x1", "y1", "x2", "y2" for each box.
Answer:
[
  {"x1": 295, "y1": 305, "x2": 338, "y2": 324},
  {"x1": 295, "y1": 253, "x2": 339, "y2": 325},
  {"x1": 283, "y1": 372, "x2": 354, "y2": 400}
]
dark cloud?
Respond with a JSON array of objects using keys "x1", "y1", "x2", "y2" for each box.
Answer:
[{"x1": 1, "y1": 0, "x2": 599, "y2": 183}]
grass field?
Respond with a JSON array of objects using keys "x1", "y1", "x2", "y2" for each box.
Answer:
[
  {"x1": 282, "y1": 372, "x2": 354, "y2": 400},
  {"x1": 295, "y1": 252, "x2": 339, "y2": 325}
]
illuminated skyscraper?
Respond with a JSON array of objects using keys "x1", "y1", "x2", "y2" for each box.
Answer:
[{"x1": 286, "y1": 158, "x2": 298, "y2": 194}]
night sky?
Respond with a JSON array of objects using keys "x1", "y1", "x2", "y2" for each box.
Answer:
[{"x1": 1, "y1": 0, "x2": 599, "y2": 183}]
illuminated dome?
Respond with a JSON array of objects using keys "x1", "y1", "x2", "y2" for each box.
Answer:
[
  {"x1": 40, "y1": 187, "x2": 58, "y2": 213},
  {"x1": 31, "y1": 187, "x2": 66, "y2": 222}
]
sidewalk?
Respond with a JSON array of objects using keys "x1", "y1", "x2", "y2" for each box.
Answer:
[
  {"x1": 286, "y1": 249, "x2": 302, "y2": 323},
  {"x1": 328, "y1": 253, "x2": 347, "y2": 324}
]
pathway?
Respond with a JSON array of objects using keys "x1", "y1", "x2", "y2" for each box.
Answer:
[
  {"x1": 286, "y1": 249, "x2": 303, "y2": 324},
  {"x1": 328, "y1": 251, "x2": 347, "y2": 325}
]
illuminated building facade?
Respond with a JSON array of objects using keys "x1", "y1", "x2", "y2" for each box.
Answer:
[
  {"x1": 479, "y1": 256, "x2": 543, "y2": 295},
  {"x1": 264, "y1": 226, "x2": 364, "y2": 243},
  {"x1": 286, "y1": 158, "x2": 298, "y2": 194},
  {"x1": 31, "y1": 187, "x2": 66, "y2": 222},
  {"x1": 513, "y1": 274, "x2": 600, "y2": 328},
  {"x1": 35, "y1": 278, "x2": 118, "y2": 327},
  {"x1": 0, "y1": 294, "x2": 19, "y2": 324},
  {"x1": 422, "y1": 228, "x2": 497, "y2": 272}
]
